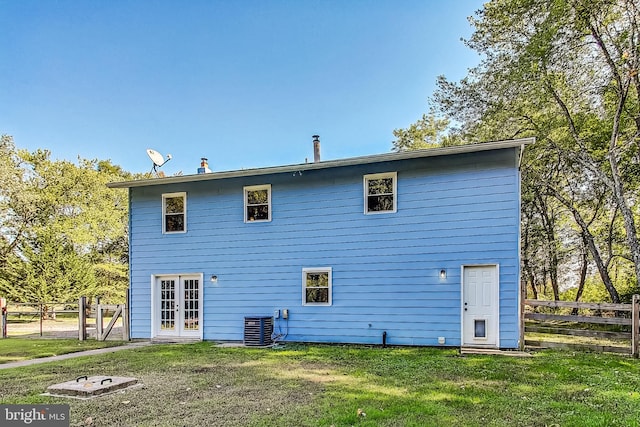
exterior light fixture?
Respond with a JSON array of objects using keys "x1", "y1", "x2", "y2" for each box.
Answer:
[
  {"x1": 210, "y1": 275, "x2": 218, "y2": 283},
  {"x1": 439, "y1": 269, "x2": 447, "y2": 279}
]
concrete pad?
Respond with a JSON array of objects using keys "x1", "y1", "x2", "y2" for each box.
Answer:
[
  {"x1": 215, "y1": 342, "x2": 246, "y2": 348},
  {"x1": 45, "y1": 376, "x2": 139, "y2": 399},
  {"x1": 460, "y1": 347, "x2": 533, "y2": 357}
]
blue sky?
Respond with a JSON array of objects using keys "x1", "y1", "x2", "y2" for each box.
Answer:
[{"x1": 1, "y1": 1, "x2": 484, "y2": 176}]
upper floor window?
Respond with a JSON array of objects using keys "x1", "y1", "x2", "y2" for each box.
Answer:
[
  {"x1": 163, "y1": 192, "x2": 186, "y2": 233},
  {"x1": 244, "y1": 184, "x2": 271, "y2": 222},
  {"x1": 302, "y1": 267, "x2": 332, "y2": 306},
  {"x1": 364, "y1": 172, "x2": 397, "y2": 214}
]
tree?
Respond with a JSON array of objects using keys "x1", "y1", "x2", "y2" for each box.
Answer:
[
  {"x1": 521, "y1": 174, "x2": 566, "y2": 300},
  {"x1": 0, "y1": 140, "x2": 130, "y2": 303},
  {"x1": 396, "y1": 0, "x2": 639, "y2": 300},
  {"x1": 0, "y1": 135, "x2": 35, "y2": 270},
  {"x1": 392, "y1": 112, "x2": 462, "y2": 151},
  {"x1": 3, "y1": 232, "x2": 97, "y2": 304}
]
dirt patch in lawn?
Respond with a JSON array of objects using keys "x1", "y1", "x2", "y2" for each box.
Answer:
[
  {"x1": 5, "y1": 318, "x2": 124, "y2": 340},
  {"x1": 58, "y1": 352, "x2": 325, "y2": 426}
]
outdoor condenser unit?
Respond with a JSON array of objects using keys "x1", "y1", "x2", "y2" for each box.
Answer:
[{"x1": 243, "y1": 316, "x2": 273, "y2": 346}]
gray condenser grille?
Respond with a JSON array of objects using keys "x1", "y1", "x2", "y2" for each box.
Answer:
[{"x1": 244, "y1": 316, "x2": 274, "y2": 346}]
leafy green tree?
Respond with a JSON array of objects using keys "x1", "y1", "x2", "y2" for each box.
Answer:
[
  {"x1": 3, "y1": 233, "x2": 97, "y2": 303},
  {"x1": 0, "y1": 135, "x2": 37, "y2": 270},
  {"x1": 521, "y1": 169, "x2": 567, "y2": 300},
  {"x1": 392, "y1": 112, "x2": 463, "y2": 151},
  {"x1": 0, "y1": 140, "x2": 130, "y2": 303},
  {"x1": 396, "y1": 0, "x2": 639, "y2": 301}
]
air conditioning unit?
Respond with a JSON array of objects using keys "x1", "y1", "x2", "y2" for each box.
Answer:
[{"x1": 244, "y1": 316, "x2": 274, "y2": 346}]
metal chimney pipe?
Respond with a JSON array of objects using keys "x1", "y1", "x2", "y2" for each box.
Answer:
[{"x1": 312, "y1": 135, "x2": 321, "y2": 162}]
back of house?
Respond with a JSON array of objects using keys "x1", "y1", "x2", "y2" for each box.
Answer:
[{"x1": 108, "y1": 137, "x2": 533, "y2": 349}]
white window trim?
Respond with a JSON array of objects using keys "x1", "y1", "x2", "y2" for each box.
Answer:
[
  {"x1": 363, "y1": 172, "x2": 397, "y2": 215},
  {"x1": 302, "y1": 267, "x2": 332, "y2": 306},
  {"x1": 162, "y1": 192, "x2": 187, "y2": 234},
  {"x1": 244, "y1": 184, "x2": 272, "y2": 223}
]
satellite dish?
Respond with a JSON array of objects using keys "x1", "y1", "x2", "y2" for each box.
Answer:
[{"x1": 146, "y1": 148, "x2": 172, "y2": 176}]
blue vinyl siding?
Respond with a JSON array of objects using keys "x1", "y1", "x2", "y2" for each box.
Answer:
[{"x1": 128, "y1": 148, "x2": 521, "y2": 348}]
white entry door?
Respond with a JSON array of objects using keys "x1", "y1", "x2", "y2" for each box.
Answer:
[
  {"x1": 462, "y1": 265, "x2": 499, "y2": 347},
  {"x1": 153, "y1": 274, "x2": 202, "y2": 340}
]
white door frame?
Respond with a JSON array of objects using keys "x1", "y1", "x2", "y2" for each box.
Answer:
[
  {"x1": 461, "y1": 264, "x2": 499, "y2": 348},
  {"x1": 151, "y1": 273, "x2": 203, "y2": 340}
]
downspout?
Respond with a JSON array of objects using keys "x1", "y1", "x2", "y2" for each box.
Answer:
[
  {"x1": 518, "y1": 144, "x2": 525, "y2": 169},
  {"x1": 127, "y1": 187, "x2": 132, "y2": 341},
  {"x1": 517, "y1": 144, "x2": 526, "y2": 349}
]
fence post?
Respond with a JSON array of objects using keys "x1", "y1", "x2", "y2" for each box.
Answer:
[
  {"x1": 632, "y1": 294, "x2": 639, "y2": 358},
  {"x1": 96, "y1": 297, "x2": 102, "y2": 340},
  {"x1": 39, "y1": 303, "x2": 43, "y2": 337},
  {"x1": 78, "y1": 296, "x2": 86, "y2": 341},
  {"x1": 1, "y1": 298, "x2": 7, "y2": 338},
  {"x1": 96, "y1": 298, "x2": 103, "y2": 341}
]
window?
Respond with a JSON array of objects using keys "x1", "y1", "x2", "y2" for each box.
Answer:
[
  {"x1": 244, "y1": 184, "x2": 271, "y2": 222},
  {"x1": 302, "y1": 267, "x2": 332, "y2": 306},
  {"x1": 364, "y1": 172, "x2": 397, "y2": 214},
  {"x1": 162, "y1": 192, "x2": 186, "y2": 233}
]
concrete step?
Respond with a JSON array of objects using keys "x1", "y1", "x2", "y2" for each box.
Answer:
[{"x1": 460, "y1": 347, "x2": 532, "y2": 357}]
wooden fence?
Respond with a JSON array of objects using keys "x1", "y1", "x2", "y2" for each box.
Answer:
[
  {"x1": 523, "y1": 295, "x2": 640, "y2": 357},
  {"x1": 78, "y1": 296, "x2": 129, "y2": 341},
  {"x1": 0, "y1": 296, "x2": 129, "y2": 341},
  {"x1": 0, "y1": 301, "x2": 81, "y2": 338}
]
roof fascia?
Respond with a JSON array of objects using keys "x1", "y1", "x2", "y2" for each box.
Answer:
[{"x1": 107, "y1": 137, "x2": 535, "y2": 189}]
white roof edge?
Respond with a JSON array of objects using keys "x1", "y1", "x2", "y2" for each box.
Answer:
[{"x1": 107, "y1": 137, "x2": 535, "y2": 189}]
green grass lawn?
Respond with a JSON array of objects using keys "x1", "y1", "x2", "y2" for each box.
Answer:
[
  {"x1": 0, "y1": 338, "x2": 126, "y2": 363},
  {"x1": 1, "y1": 342, "x2": 639, "y2": 426}
]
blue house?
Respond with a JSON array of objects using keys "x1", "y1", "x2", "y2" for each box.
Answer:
[{"x1": 108, "y1": 138, "x2": 533, "y2": 349}]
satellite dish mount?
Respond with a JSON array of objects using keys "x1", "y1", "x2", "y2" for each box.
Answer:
[{"x1": 146, "y1": 148, "x2": 172, "y2": 176}]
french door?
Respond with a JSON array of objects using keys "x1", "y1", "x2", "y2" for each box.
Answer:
[{"x1": 153, "y1": 274, "x2": 202, "y2": 340}]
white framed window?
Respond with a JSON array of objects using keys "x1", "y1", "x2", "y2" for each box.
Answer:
[
  {"x1": 162, "y1": 192, "x2": 186, "y2": 233},
  {"x1": 364, "y1": 172, "x2": 397, "y2": 214},
  {"x1": 244, "y1": 184, "x2": 271, "y2": 222},
  {"x1": 302, "y1": 267, "x2": 332, "y2": 306}
]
